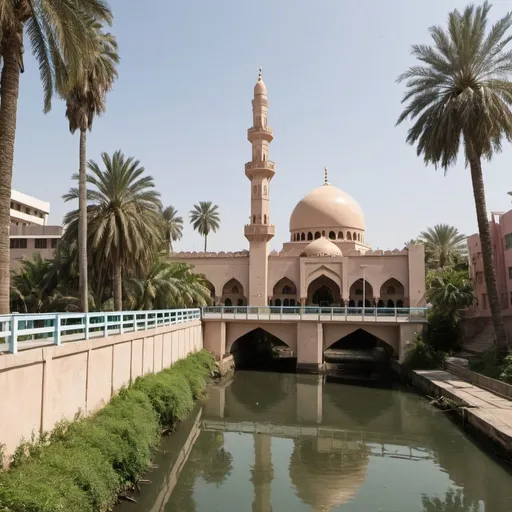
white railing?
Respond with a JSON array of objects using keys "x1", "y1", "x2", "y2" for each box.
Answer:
[
  {"x1": 201, "y1": 306, "x2": 429, "y2": 322},
  {"x1": 0, "y1": 308, "x2": 200, "y2": 355}
]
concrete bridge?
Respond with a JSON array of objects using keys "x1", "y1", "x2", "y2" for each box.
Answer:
[{"x1": 202, "y1": 306, "x2": 427, "y2": 371}]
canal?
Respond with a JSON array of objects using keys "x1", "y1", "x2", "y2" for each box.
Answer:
[{"x1": 117, "y1": 371, "x2": 512, "y2": 511}]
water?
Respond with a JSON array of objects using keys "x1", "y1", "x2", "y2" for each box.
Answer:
[{"x1": 117, "y1": 371, "x2": 512, "y2": 511}]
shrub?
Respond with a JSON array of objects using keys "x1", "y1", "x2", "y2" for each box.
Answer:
[
  {"x1": 500, "y1": 355, "x2": 512, "y2": 384},
  {"x1": 469, "y1": 346, "x2": 503, "y2": 380},
  {"x1": 0, "y1": 350, "x2": 215, "y2": 512},
  {"x1": 404, "y1": 336, "x2": 446, "y2": 370},
  {"x1": 424, "y1": 309, "x2": 461, "y2": 352}
]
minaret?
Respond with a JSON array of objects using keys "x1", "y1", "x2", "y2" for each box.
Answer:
[{"x1": 244, "y1": 68, "x2": 275, "y2": 306}]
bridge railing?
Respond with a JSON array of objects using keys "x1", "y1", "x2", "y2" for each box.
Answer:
[
  {"x1": 201, "y1": 306, "x2": 428, "y2": 321},
  {"x1": 0, "y1": 308, "x2": 200, "y2": 355}
]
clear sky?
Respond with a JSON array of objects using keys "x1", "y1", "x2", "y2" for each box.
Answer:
[{"x1": 12, "y1": 0, "x2": 512, "y2": 253}]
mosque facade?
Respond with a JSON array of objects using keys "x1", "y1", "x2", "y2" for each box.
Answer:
[{"x1": 173, "y1": 72, "x2": 426, "y2": 309}]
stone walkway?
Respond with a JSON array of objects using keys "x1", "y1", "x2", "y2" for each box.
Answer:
[{"x1": 414, "y1": 369, "x2": 512, "y2": 454}]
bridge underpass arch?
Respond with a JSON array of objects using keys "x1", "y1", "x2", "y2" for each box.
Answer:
[
  {"x1": 323, "y1": 324, "x2": 399, "y2": 357},
  {"x1": 227, "y1": 323, "x2": 297, "y2": 371}
]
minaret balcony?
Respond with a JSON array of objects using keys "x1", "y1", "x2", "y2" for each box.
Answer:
[
  {"x1": 244, "y1": 223, "x2": 275, "y2": 241},
  {"x1": 245, "y1": 160, "x2": 276, "y2": 180},
  {"x1": 247, "y1": 126, "x2": 274, "y2": 143}
]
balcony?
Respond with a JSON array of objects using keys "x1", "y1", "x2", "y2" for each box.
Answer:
[
  {"x1": 244, "y1": 224, "x2": 275, "y2": 240},
  {"x1": 10, "y1": 225, "x2": 62, "y2": 237},
  {"x1": 247, "y1": 126, "x2": 274, "y2": 142},
  {"x1": 245, "y1": 160, "x2": 276, "y2": 179}
]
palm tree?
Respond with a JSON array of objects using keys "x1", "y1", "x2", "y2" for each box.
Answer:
[
  {"x1": 189, "y1": 201, "x2": 220, "y2": 252},
  {"x1": 63, "y1": 150, "x2": 163, "y2": 311},
  {"x1": 396, "y1": 1, "x2": 510, "y2": 354},
  {"x1": 10, "y1": 253, "x2": 78, "y2": 313},
  {"x1": 0, "y1": 0, "x2": 113, "y2": 314},
  {"x1": 419, "y1": 224, "x2": 467, "y2": 269},
  {"x1": 161, "y1": 205, "x2": 184, "y2": 251},
  {"x1": 62, "y1": 24, "x2": 119, "y2": 313},
  {"x1": 427, "y1": 269, "x2": 475, "y2": 315},
  {"x1": 404, "y1": 238, "x2": 421, "y2": 250},
  {"x1": 422, "y1": 488, "x2": 479, "y2": 511},
  {"x1": 125, "y1": 253, "x2": 212, "y2": 310}
]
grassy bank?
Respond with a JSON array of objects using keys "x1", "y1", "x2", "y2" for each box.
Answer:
[{"x1": 0, "y1": 350, "x2": 215, "y2": 512}]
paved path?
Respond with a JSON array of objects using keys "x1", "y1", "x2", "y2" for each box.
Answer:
[{"x1": 414, "y1": 369, "x2": 512, "y2": 455}]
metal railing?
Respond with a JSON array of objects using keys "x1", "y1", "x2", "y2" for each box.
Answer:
[
  {"x1": 201, "y1": 306, "x2": 428, "y2": 322},
  {"x1": 0, "y1": 308, "x2": 200, "y2": 355}
]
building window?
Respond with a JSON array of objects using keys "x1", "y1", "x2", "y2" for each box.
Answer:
[
  {"x1": 16, "y1": 204, "x2": 20, "y2": 211},
  {"x1": 51, "y1": 239, "x2": 58, "y2": 249},
  {"x1": 10, "y1": 239, "x2": 27, "y2": 249},
  {"x1": 10, "y1": 202, "x2": 13, "y2": 209},
  {"x1": 35, "y1": 239, "x2": 47, "y2": 249},
  {"x1": 506, "y1": 233, "x2": 512, "y2": 249},
  {"x1": 25, "y1": 207, "x2": 31, "y2": 214}
]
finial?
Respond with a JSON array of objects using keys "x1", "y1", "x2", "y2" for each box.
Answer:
[
  {"x1": 323, "y1": 166, "x2": 329, "y2": 186},
  {"x1": 258, "y1": 65, "x2": 262, "y2": 81}
]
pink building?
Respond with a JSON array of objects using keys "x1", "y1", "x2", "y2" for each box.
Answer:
[
  {"x1": 174, "y1": 71, "x2": 426, "y2": 309},
  {"x1": 466, "y1": 210, "x2": 512, "y2": 337}
]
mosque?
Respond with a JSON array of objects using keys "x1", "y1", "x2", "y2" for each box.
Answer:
[{"x1": 173, "y1": 71, "x2": 426, "y2": 309}]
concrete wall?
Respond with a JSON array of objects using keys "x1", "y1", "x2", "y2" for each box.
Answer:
[{"x1": 0, "y1": 320, "x2": 202, "y2": 461}]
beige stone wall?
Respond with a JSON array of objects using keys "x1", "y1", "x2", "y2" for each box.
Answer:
[{"x1": 0, "y1": 320, "x2": 203, "y2": 461}]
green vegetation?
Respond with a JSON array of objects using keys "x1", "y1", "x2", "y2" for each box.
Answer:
[
  {"x1": 404, "y1": 335, "x2": 446, "y2": 371},
  {"x1": 418, "y1": 224, "x2": 467, "y2": 271},
  {"x1": 397, "y1": 1, "x2": 511, "y2": 354},
  {"x1": 189, "y1": 201, "x2": 221, "y2": 252},
  {"x1": 0, "y1": 350, "x2": 215, "y2": 512},
  {"x1": 469, "y1": 346, "x2": 512, "y2": 384}
]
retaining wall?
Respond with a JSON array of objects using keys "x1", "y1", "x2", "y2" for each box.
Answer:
[{"x1": 0, "y1": 320, "x2": 203, "y2": 461}]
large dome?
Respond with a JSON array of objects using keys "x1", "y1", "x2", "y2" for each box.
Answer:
[{"x1": 289, "y1": 184, "x2": 365, "y2": 233}]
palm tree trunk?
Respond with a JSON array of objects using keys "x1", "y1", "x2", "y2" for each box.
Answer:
[
  {"x1": 78, "y1": 129, "x2": 89, "y2": 313},
  {"x1": 113, "y1": 264, "x2": 123, "y2": 311},
  {"x1": 0, "y1": 36, "x2": 22, "y2": 314},
  {"x1": 204, "y1": 234, "x2": 207, "y2": 252},
  {"x1": 467, "y1": 148, "x2": 508, "y2": 354}
]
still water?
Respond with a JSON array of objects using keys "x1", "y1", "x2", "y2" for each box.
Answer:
[{"x1": 118, "y1": 371, "x2": 512, "y2": 512}]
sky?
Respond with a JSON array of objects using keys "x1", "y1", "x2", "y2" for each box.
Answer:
[{"x1": 11, "y1": 0, "x2": 512, "y2": 253}]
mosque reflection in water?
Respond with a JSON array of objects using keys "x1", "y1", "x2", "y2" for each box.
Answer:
[{"x1": 117, "y1": 372, "x2": 512, "y2": 512}]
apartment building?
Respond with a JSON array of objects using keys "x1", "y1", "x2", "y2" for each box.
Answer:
[{"x1": 10, "y1": 189, "x2": 62, "y2": 269}]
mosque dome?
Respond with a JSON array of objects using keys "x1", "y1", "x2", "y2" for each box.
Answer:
[
  {"x1": 302, "y1": 237, "x2": 342, "y2": 258},
  {"x1": 289, "y1": 183, "x2": 365, "y2": 233}
]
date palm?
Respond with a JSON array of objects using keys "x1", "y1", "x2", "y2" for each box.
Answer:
[
  {"x1": 0, "y1": 0, "x2": 113, "y2": 314},
  {"x1": 63, "y1": 150, "x2": 163, "y2": 311},
  {"x1": 397, "y1": 1, "x2": 511, "y2": 353},
  {"x1": 161, "y1": 205, "x2": 183, "y2": 252},
  {"x1": 189, "y1": 201, "x2": 220, "y2": 252},
  {"x1": 419, "y1": 224, "x2": 467, "y2": 269},
  {"x1": 62, "y1": 24, "x2": 119, "y2": 313}
]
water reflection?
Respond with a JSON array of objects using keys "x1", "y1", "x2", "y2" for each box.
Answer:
[{"x1": 117, "y1": 372, "x2": 512, "y2": 512}]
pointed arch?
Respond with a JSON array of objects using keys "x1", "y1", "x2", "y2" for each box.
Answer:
[
  {"x1": 271, "y1": 277, "x2": 298, "y2": 307},
  {"x1": 306, "y1": 270, "x2": 342, "y2": 306},
  {"x1": 379, "y1": 277, "x2": 405, "y2": 307},
  {"x1": 203, "y1": 280, "x2": 215, "y2": 300},
  {"x1": 222, "y1": 278, "x2": 246, "y2": 306},
  {"x1": 349, "y1": 278, "x2": 374, "y2": 304},
  {"x1": 305, "y1": 265, "x2": 342, "y2": 291},
  {"x1": 323, "y1": 325, "x2": 399, "y2": 355}
]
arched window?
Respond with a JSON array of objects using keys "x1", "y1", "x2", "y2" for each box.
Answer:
[
  {"x1": 314, "y1": 231, "x2": 321, "y2": 239},
  {"x1": 377, "y1": 299, "x2": 384, "y2": 307},
  {"x1": 357, "y1": 300, "x2": 363, "y2": 307},
  {"x1": 275, "y1": 298, "x2": 282, "y2": 306},
  {"x1": 387, "y1": 286, "x2": 396, "y2": 295},
  {"x1": 232, "y1": 286, "x2": 240, "y2": 294},
  {"x1": 282, "y1": 285, "x2": 293, "y2": 295},
  {"x1": 387, "y1": 299, "x2": 395, "y2": 308},
  {"x1": 338, "y1": 231, "x2": 344, "y2": 240},
  {"x1": 264, "y1": 214, "x2": 267, "y2": 224},
  {"x1": 225, "y1": 298, "x2": 232, "y2": 306},
  {"x1": 252, "y1": 215, "x2": 256, "y2": 224},
  {"x1": 269, "y1": 299, "x2": 273, "y2": 306},
  {"x1": 300, "y1": 252, "x2": 307, "y2": 257},
  {"x1": 307, "y1": 232, "x2": 313, "y2": 241},
  {"x1": 329, "y1": 231, "x2": 336, "y2": 239},
  {"x1": 347, "y1": 232, "x2": 352, "y2": 240},
  {"x1": 357, "y1": 233, "x2": 361, "y2": 241},
  {"x1": 301, "y1": 232, "x2": 305, "y2": 241},
  {"x1": 353, "y1": 232, "x2": 357, "y2": 240},
  {"x1": 237, "y1": 298, "x2": 244, "y2": 306},
  {"x1": 397, "y1": 300, "x2": 404, "y2": 308},
  {"x1": 283, "y1": 298, "x2": 289, "y2": 306},
  {"x1": 349, "y1": 299, "x2": 355, "y2": 307}
]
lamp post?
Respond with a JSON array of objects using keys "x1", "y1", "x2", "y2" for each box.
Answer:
[{"x1": 360, "y1": 264, "x2": 367, "y2": 317}]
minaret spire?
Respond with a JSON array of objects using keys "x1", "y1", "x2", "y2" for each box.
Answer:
[
  {"x1": 324, "y1": 166, "x2": 329, "y2": 186},
  {"x1": 244, "y1": 71, "x2": 275, "y2": 306}
]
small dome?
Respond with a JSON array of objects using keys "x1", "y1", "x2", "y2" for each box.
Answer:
[
  {"x1": 290, "y1": 184, "x2": 364, "y2": 232},
  {"x1": 254, "y1": 77, "x2": 267, "y2": 95},
  {"x1": 303, "y1": 237, "x2": 342, "y2": 257}
]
